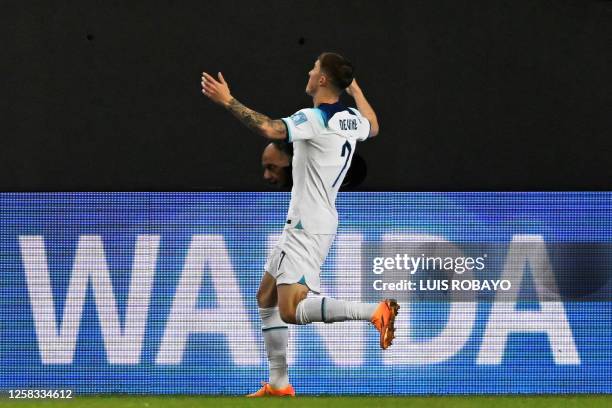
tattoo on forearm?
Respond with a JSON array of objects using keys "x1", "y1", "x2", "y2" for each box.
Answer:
[{"x1": 226, "y1": 97, "x2": 283, "y2": 137}]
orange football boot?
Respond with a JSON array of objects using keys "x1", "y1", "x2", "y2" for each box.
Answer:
[
  {"x1": 247, "y1": 382, "x2": 295, "y2": 397},
  {"x1": 370, "y1": 299, "x2": 400, "y2": 349}
]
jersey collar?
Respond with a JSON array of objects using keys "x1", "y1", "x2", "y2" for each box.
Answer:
[{"x1": 316, "y1": 101, "x2": 354, "y2": 127}]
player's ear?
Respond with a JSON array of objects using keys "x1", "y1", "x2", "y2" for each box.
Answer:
[{"x1": 319, "y1": 74, "x2": 328, "y2": 88}]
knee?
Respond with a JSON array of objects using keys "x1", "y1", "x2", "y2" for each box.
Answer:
[
  {"x1": 277, "y1": 285, "x2": 308, "y2": 324},
  {"x1": 279, "y1": 304, "x2": 297, "y2": 324}
]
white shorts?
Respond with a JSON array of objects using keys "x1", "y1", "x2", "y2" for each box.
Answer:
[{"x1": 264, "y1": 228, "x2": 335, "y2": 294}]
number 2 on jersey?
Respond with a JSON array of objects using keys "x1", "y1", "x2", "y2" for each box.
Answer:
[{"x1": 332, "y1": 140, "x2": 352, "y2": 187}]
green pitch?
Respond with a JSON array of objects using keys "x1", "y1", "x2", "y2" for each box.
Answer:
[{"x1": 1, "y1": 395, "x2": 610, "y2": 408}]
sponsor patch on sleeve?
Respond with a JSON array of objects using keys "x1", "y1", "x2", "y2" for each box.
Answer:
[{"x1": 290, "y1": 111, "x2": 308, "y2": 126}]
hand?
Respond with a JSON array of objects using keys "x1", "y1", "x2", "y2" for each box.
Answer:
[
  {"x1": 346, "y1": 78, "x2": 362, "y2": 97},
  {"x1": 201, "y1": 71, "x2": 232, "y2": 107}
]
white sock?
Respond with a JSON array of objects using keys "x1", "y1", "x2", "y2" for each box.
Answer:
[
  {"x1": 259, "y1": 307, "x2": 289, "y2": 389},
  {"x1": 295, "y1": 297, "x2": 378, "y2": 324}
]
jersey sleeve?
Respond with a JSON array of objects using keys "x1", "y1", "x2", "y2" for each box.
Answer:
[{"x1": 281, "y1": 109, "x2": 318, "y2": 143}]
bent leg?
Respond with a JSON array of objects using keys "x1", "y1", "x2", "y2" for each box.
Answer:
[
  {"x1": 277, "y1": 283, "x2": 379, "y2": 325},
  {"x1": 298, "y1": 297, "x2": 379, "y2": 324},
  {"x1": 276, "y1": 283, "x2": 309, "y2": 324}
]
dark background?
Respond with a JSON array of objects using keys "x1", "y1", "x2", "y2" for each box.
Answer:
[{"x1": 2, "y1": 0, "x2": 611, "y2": 191}]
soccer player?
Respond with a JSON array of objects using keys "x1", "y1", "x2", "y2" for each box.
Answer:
[{"x1": 201, "y1": 52, "x2": 399, "y2": 397}]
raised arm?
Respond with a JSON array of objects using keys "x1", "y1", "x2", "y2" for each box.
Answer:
[
  {"x1": 346, "y1": 79, "x2": 379, "y2": 138},
  {"x1": 201, "y1": 71, "x2": 287, "y2": 140}
]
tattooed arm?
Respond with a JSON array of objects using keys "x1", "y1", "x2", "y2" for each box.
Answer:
[
  {"x1": 225, "y1": 98, "x2": 288, "y2": 140},
  {"x1": 201, "y1": 71, "x2": 287, "y2": 140}
]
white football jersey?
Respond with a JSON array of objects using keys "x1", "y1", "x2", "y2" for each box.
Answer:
[{"x1": 281, "y1": 102, "x2": 371, "y2": 234}]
